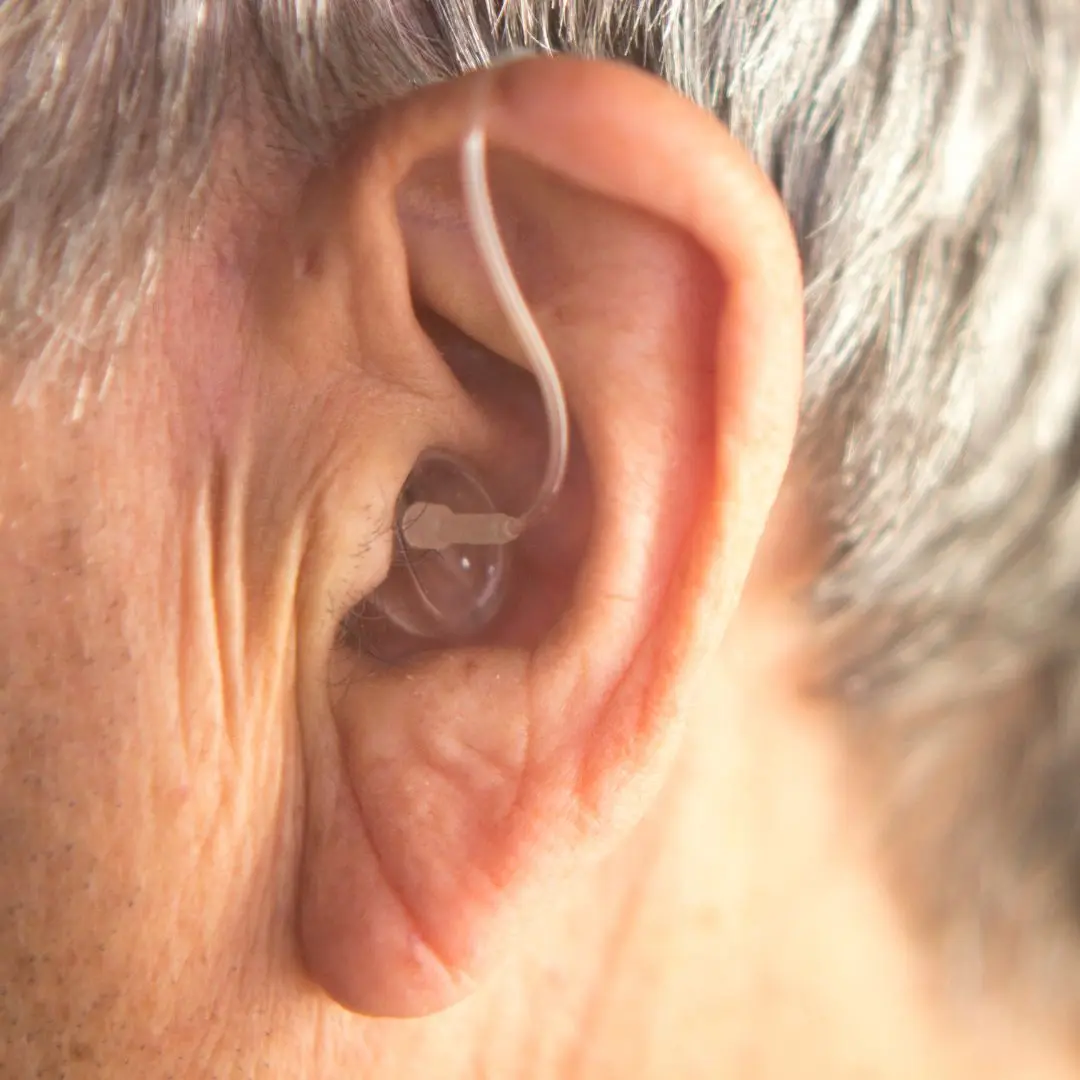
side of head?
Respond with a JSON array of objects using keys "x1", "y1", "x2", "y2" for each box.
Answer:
[{"x1": 1, "y1": 2, "x2": 1079, "y2": 1077}]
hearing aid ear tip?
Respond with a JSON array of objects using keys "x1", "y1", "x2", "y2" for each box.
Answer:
[{"x1": 367, "y1": 452, "x2": 511, "y2": 640}]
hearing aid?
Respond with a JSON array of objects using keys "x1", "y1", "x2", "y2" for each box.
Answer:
[{"x1": 367, "y1": 81, "x2": 570, "y2": 640}]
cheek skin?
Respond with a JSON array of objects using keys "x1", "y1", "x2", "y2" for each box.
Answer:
[
  {"x1": 0, "y1": 337, "x2": 321, "y2": 1073},
  {"x1": 0, "y1": 225, "x2": 459, "y2": 1074}
]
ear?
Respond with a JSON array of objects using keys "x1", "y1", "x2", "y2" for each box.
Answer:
[{"x1": 289, "y1": 57, "x2": 804, "y2": 1017}]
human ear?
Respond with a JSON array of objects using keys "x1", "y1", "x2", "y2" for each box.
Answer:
[{"x1": 281, "y1": 57, "x2": 804, "y2": 1017}]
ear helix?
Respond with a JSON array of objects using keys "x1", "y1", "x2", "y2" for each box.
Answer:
[{"x1": 367, "y1": 86, "x2": 570, "y2": 641}]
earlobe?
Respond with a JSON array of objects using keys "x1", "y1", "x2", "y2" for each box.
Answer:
[{"x1": 295, "y1": 57, "x2": 803, "y2": 1018}]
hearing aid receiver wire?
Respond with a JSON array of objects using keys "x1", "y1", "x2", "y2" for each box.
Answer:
[{"x1": 400, "y1": 111, "x2": 571, "y2": 552}]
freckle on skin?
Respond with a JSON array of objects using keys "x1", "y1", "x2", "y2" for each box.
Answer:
[{"x1": 70, "y1": 1041, "x2": 95, "y2": 1063}]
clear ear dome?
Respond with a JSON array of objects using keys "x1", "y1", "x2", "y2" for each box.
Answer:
[{"x1": 368, "y1": 453, "x2": 509, "y2": 640}]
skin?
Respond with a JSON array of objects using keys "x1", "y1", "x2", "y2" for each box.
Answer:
[{"x1": 0, "y1": 57, "x2": 1073, "y2": 1078}]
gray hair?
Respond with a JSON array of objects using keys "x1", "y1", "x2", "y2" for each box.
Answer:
[{"x1": 6, "y1": 0, "x2": 1080, "y2": 1023}]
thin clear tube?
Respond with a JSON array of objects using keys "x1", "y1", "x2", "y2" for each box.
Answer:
[
  {"x1": 460, "y1": 122, "x2": 570, "y2": 531},
  {"x1": 368, "y1": 89, "x2": 569, "y2": 637},
  {"x1": 396, "y1": 111, "x2": 570, "y2": 556}
]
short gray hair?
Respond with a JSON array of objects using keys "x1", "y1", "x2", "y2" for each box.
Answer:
[{"x1": 6, "y1": 0, "x2": 1080, "y2": 1022}]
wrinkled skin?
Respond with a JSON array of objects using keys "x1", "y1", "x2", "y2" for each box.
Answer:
[{"x1": 0, "y1": 58, "x2": 1071, "y2": 1080}]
